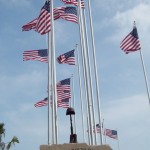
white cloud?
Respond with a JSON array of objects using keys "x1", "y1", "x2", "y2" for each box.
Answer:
[
  {"x1": 113, "y1": 3, "x2": 150, "y2": 30},
  {"x1": 95, "y1": 3, "x2": 150, "y2": 56}
]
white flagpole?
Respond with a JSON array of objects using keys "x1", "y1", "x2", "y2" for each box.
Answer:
[
  {"x1": 116, "y1": 129, "x2": 120, "y2": 150},
  {"x1": 139, "y1": 50, "x2": 150, "y2": 105},
  {"x1": 71, "y1": 74, "x2": 77, "y2": 134},
  {"x1": 104, "y1": 129, "x2": 107, "y2": 144},
  {"x1": 103, "y1": 120, "x2": 107, "y2": 144},
  {"x1": 78, "y1": 0, "x2": 94, "y2": 144},
  {"x1": 87, "y1": 116, "x2": 90, "y2": 145},
  {"x1": 82, "y1": 6, "x2": 98, "y2": 145},
  {"x1": 76, "y1": 44, "x2": 86, "y2": 142},
  {"x1": 48, "y1": 33, "x2": 51, "y2": 145},
  {"x1": 87, "y1": 0, "x2": 103, "y2": 144},
  {"x1": 47, "y1": 0, "x2": 52, "y2": 145},
  {"x1": 51, "y1": 51, "x2": 55, "y2": 144},
  {"x1": 50, "y1": 0, "x2": 58, "y2": 144}
]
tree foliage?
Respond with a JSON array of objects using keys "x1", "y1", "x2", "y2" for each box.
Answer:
[{"x1": 0, "y1": 123, "x2": 19, "y2": 150}]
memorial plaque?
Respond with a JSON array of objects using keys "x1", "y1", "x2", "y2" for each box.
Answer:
[{"x1": 40, "y1": 143, "x2": 112, "y2": 150}]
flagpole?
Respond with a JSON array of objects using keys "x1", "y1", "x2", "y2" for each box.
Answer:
[
  {"x1": 87, "y1": 0, "x2": 103, "y2": 144},
  {"x1": 102, "y1": 119, "x2": 107, "y2": 144},
  {"x1": 51, "y1": 49, "x2": 55, "y2": 144},
  {"x1": 82, "y1": 6, "x2": 98, "y2": 145},
  {"x1": 71, "y1": 74, "x2": 77, "y2": 134},
  {"x1": 76, "y1": 44, "x2": 86, "y2": 142},
  {"x1": 49, "y1": 0, "x2": 55, "y2": 144},
  {"x1": 48, "y1": 33, "x2": 52, "y2": 145},
  {"x1": 47, "y1": 0, "x2": 52, "y2": 145},
  {"x1": 50, "y1": 0, "x2": 58, "y2": 144},
  {"x1": 139, "y1": 50, "x2": 150, "y2": 105},
  {"x1": 78, "y1": 0, "x2": 94, "y2": 144},
  {"x1": 87, "y1": 116, "x2": 90, "y2": 144},
  {"x1": 104, "y1": 129, "x2": 107, "y2": 145},
  {"x1": 116, "y1": 129, "x2": 120, "y2": 150}
]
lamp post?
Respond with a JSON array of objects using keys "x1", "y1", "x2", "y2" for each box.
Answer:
[{"x1": 66, "y1": 107, "x2": 77, "y2": 143}]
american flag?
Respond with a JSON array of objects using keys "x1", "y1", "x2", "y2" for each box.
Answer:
[
  {"x1": 57, "y1": 78, "x2": 71, "y2": 101},
  {"x1": 95, "y1": 124, "x2": 101, "y2": 133},
  {"x1": 34, "y1": 97, "x2": 69, "y2": 108},
  {"x1": 92, "y1": 124, "x2": 103, "y2": 133},
  {"x1": 57, "y1": 50, "x2": 75, "y2": 65},
  {"x1": 22, "y1": 18, "x2": 38, "y2": 31},
  {"x1": 58, "y1": 98, "x2": 69, "y2": 108},
  {"x1": 105, "y1": 129, "x2": 118, "y2": 139},
  {"x1": 36, "y1": 0, "x2": 51, "y2": 35},
  {"x1": 120, "y1": 25, "x2": 141, "y2": 54},
  {"x1": 22, "y1": 4, "x2": 77, "y2": 34},
  {"x1": 57, "y1": 90, "x2": 71, "y2": 101},
  {"x1": 23, "y1": 49, "x2": 48, "y2": 63},
  {"x1": 34, "y1": 97, "x2": 48, "y2": 108},
  {"x1": 61, "y1": 0, "x2": 85, "y2": 7},
  {"x1": 22, "y1": 6, "x2": 61, "y2": 34},
  {"x1": 53, "y1": 7, "x2": 66, "y2": 20},
  {"x1": 58, "y1": 6, "x2": 78, "y2": 23}
]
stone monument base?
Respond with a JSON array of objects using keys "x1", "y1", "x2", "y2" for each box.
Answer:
[{"x1": 40, "y1": 143, "x2": 112, "y2": 150}]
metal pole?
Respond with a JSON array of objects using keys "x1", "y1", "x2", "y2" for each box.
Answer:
[
  {"x1": 139, "y1": 50, "x2": 150, "y2": 105},
  {"x1": 50, "y1": 0, "x2": 58, "y2": 144},
  {"x1": 70, "y1": 115, "x2": 74, "y2": 135},
  {"x1": 116, "y1": 129, "x2": 120, "y2": 150},
  {"x1": 82, "y1": 7, "x2": 97, "y2": 145},
  {"x1": 47, "y1": 0, "x2": 52, "y2": 145},
  {"x1": 78, "y1": 0, "x2": 94, "y2": 144},
  {"x1": 87, "y1": 0, "x2": 103, "y2": 144},
  {"x1": 48, "y1": 32, "x2": 52, "y2": 145},
  {"x1": 71, "y1": 75, "x2": 77, "y2": 134},
  {"x1": 76, "y1": 44, "x2": 86, "y2": 142}
]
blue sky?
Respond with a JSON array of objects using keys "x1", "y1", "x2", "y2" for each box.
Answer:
[{"x1": 0, "y1": 0, "x2": 150, "y2": 150}]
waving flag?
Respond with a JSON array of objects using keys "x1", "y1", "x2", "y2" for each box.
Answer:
[
  {"x1": 58, "y1": 98, "x2": 69, "y2": 108},
  {"x1": 57, "y1": 78, "x2": 71, "y2": 91},
  {"x1": 53, "y1": 7, "x2": 66, "y2": 19},
  {"x1": 120, "y1": 25, "x2": 141, "y2": 54},
  {"x1": 34, "y1": 97, "x2": 48, "y2": 107},
  {"x1": 105, "y1": 129, "x2": 118, "y2": 139},
  {"x1": 95, "y1": 124, "x2": 101, "y2": 133},
  {"x1": 92, "y1": 124, "x2": 103, "y2": 133},
  {"x1": 22, "y1": 0, "x2": 51, "y2": 35},
  {"x1": 34, "y1": 97, "x2": 69, "y2": 108},
  {"x1": 57, "y1": 49, "x2": 75, "y2": 65},
  {"x1": 22, "y1": 3, "x2": 78, "y2": 34},
  {"x1": 23, "y1": 49, "x2": 48, "y2": 63},
  {"x1": 61, "y1": 0, "x2": 85, "y2": 7},
  {"x1": 22, "y1": 18, "x2": 38, "y2": 31},
  {"x1": 57, "y1": 78, "x2": 71, "y2": 101},
  {"x1": 57, "y1": 90, "x2": 71, "y2": 101},
  {"x1": 57, "y1": 6, "x2": 78, "y2": 23},
  {"x1": 36, "y1": 0, "x2": 51, "y2": 35},
  {"x1": 34, "y1": 78, "x2": 71, "y2": 108}
]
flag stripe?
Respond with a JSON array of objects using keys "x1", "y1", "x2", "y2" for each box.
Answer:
[
  {"x1": 61, "y1": 0, "x2": 85, "y2": 7},
  {"x1": 34, "y1": 98, "x2": 48, "y2": 107},
  {"x1": 34, "y1": 98, "x2": 69, "y2": 108},
  {"x1": 120, "y1": 26, "x2": 141, "y2": 54},
  {"x1": 22, "y1": 5, "x2": 78, "y2": 34},
  {"x1": 57, "y1": 50, "x2": 75, "y2": 65},
  {"x1": 105, "y1": 129, "x2": 118, "y2": 139},
  {"x1": 36, "y1": 1, "x2": 51, "y2": 35},
  {"x1": 23, "y1": 49, "x2": 48, "y2": 63},
  {"x1": 22, "y1": 18, "x2": 38, "y2": 31},
  {"x1": 58, "y1": 6, "x2": 78, "y2": 23}
]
